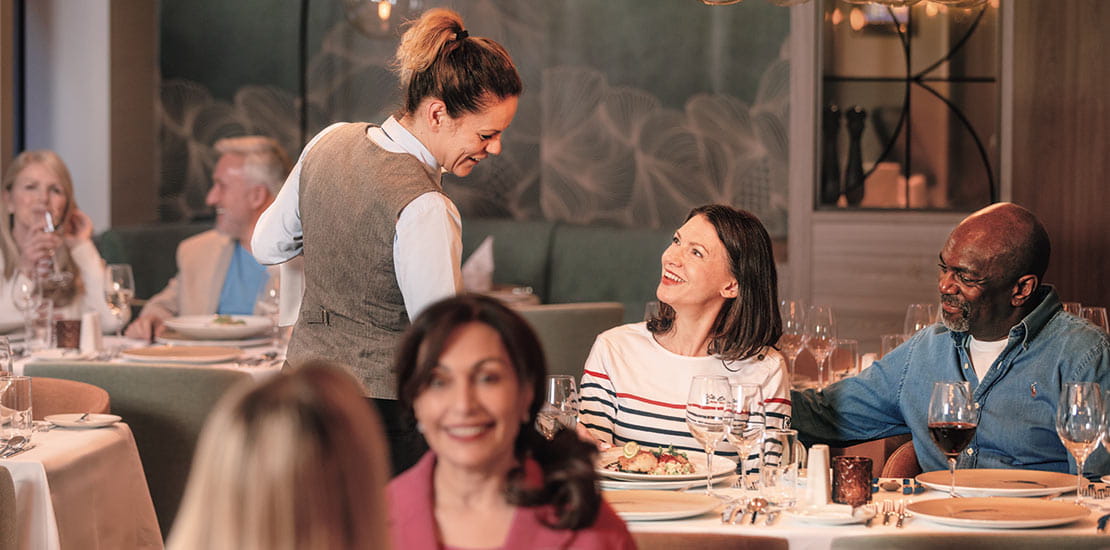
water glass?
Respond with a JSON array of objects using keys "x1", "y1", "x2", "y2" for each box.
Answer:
[
  {"x1": 830, "y1": 338, "x2": 860, "y2": 380},
  {"x1": 536, "y1": 375, "x2": 579, "y2": 439},
  {"x1": 0, "y1": 376, "x2": 33, "y2": 441},
  {"x1": 0, "y1": 337, "x2": 12, "y2": 375},
  {"x1": 28, "y1": 298, "x2": 55, "y2": 352},
  {"x1": 760, "y1": 428, "x2": 800, "y2": 508},
  {"x1": 879, "y1": 333, "x2": 907, "y2": 359},
  {"x1": 1080, "y1": 307, "x2": 1109, "y2": 333}
]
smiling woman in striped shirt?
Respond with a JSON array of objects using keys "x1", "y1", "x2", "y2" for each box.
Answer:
[{"x1": 578, "y1": 204, "x2": 790, "y2": 471}]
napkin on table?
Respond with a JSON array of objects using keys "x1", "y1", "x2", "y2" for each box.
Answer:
[{"x1": 462, "y1": 236, "x2": 494, "y2": 293}]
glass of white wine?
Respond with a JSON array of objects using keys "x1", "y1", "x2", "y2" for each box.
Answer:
[
  {"x1": 804, "y1": 305, "x2": 837, "y2": 389},
  {"x1": 778, "y1": 299, "x2": 806, "y2": 384},
  {"x1": 686, "y1": 375, "x2": 731, "y2": 497},
  {"x1": 104, "y1": 264, "x2": 135, "y2": 352}
]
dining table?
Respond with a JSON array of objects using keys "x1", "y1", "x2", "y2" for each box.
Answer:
[
  {"x1": 614, "y1": 482, "x2": 1110, "y2": 550},
  {"x1": 1, "y1": 423, "x2": 162, "y2": 550}
]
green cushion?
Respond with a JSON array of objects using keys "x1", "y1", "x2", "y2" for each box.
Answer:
[
  {"x1": 547, "y1": 223, "x2": 673, "y2": 323},
  {"x1": 462, "y1": 218, "x2": 557, "y2": 302},
  {"x1": 515, "y1": 302, "x2": 624, "y2": 379},
  {"x1": 94, "y1": 222, "x2": 212, "y2": 300},
  {"x1": 24, "y1": 361, "x2": 253, "y2": 537}
]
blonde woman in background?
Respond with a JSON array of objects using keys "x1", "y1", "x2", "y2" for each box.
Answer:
[
  {"x1": 167, "y1": 362, "x2": 391, "y2": 550},
  {"x1": 1, "y1": 150, "x2": 122, "y2": 331}
]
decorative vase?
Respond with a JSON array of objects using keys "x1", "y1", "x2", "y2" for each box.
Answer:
[
  {"x1": 843, "y1": 106, "x2": 867, "y2": 206},
  {"x1": 820, "y1": 104, "x2": 842, "y2": 205}
]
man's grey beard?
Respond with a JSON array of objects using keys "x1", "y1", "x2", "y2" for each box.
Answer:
[{"x1": 941, "y1": 314, "x2": 969, "y2": 333}]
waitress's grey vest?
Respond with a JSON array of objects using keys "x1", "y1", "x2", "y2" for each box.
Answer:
[{"x1": 288, "y1": 122, "x2": 441, "y2": 398}]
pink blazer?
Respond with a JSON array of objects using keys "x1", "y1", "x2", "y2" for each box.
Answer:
[{"x1": 388, "y1": 452, "x2": 637, "y2": 550}]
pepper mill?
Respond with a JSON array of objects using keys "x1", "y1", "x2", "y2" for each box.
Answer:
[
  {"x1": 843, "y1": 106, "x2": 868, "y2": 206},
  {"x1": 820, "y1": 104, "x2": 842, "y2": 205}
]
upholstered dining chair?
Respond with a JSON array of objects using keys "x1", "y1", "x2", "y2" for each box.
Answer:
[
  {"x1": 0, "y1": 466, "x2": 15, "y2": 550},
  {"x1": 514, "y1": 302, "x2": 625, "y2": 379},
  {"x1": 880, "y1": 439, "x2": 922, "y2": 478},
  {"x1": 29, "y1": 377, "x2": 111, "y2": 420},
  {"x1": 23, "y1": 361, "x2": 253, "y2": 537}
]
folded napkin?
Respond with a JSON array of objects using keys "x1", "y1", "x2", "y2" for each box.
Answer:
[{"x1": 462, "y1": 236, "x2": 494, "y2": 293}]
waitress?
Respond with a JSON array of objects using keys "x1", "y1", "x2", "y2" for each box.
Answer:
[{"x1": 252, "y1": 7, "x2": 522, "y2": 474}]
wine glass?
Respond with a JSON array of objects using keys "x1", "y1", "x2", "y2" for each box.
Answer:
[
  {"x1": 725, "y1": 382, "x2": 765, "y2": 493},
  {"x1": 927, "y1": 381, "x2": 978, "y2": 498},
  {"x1": 903, "y1": 303, "x2": 937, "y2": 337},
  {"x1": 11, "y1": 274, "x2": 41, "y2": 336},
  {"x1": 686, "y1": 375, "x2": 731, "y2": 497},
  {"x1": 104, "y1": 264, "x2": 135, "y2": 346},
  {"x1": 778, "y1": 299, "x2": 806, "y2": 384},
  {"x1": 1056, "y1": 382, "x2": 1103, "y2": 504},
  {"x1": 1080, "y1": 307, "x2": 1109, "y2": 333},
  {"x1": 804, "y1": 305, "x2": 836, "y2": 389},
  {"x1": 256, "y1": 274, "x2": 282, "y2": 348},
  {"x1": 0, "y1": 336, "x2": 12, "y2": 376},
  {"x1": 536, "y1": 375, "x2": 579, "y2": 440},
  {"x1": 830, "y1": 338, "x2": 859, "y2": 380}
]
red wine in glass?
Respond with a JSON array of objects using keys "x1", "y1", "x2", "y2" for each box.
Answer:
[{"x1": 928, "y1": 422, "x2": 977, "y2": 456}]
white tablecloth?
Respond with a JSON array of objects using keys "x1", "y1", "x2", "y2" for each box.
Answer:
[
  {"x1": 624, "y1": 489, "x2": 1106, "y2": 549},
  {"x1": 1, "y1": 424, "x2": 162, "y2": 550}
]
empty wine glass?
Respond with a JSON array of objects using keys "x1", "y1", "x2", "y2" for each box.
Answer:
[
  {"x1": 686, "y1": 375, "x2": 731, "y2": 497},
  {"x1": 778, "y1": 299, "x2": 806, "y2": 384},
  {"x1": 1056, "y1": 382, "x2": 1103, "y2": 504},
  {"x1": 879, "y1": 333, "x2": 907, "y2": 359},
  {"x1": 830, "y1": 338, "x2": 859, "y2": 380},
  {"x1": 104, "y1": 264, "x2": 135, "y2": 350},
  {"x1": 804, "y1": 305, "x2": 836, "y2": 389},
  {"x1": 903, "y1": 303, "x2": 937, "y2": 337},
  {"x1": 725, "y1": 382, "x2": 765, "y2": 493},
  {"x1": 1080, "y1": 307, "x2": 1109, "y2": 333},
  {"x1": 927, "y1": 381, "x2": 978, "y2": 498},
  {"x1": 11, "y1": 274, "x2": 41, "y2": 337},
  {"x1": 536, "y1": 375, "x2": 579, "y2": 440}
]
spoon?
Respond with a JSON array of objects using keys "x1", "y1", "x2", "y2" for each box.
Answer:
[
  {"x1": 745, "y1": 497, "x2": 769, "y2": 525},
  {"x1": 1, "y1": 435, "x2": 27, "y2": 458}
]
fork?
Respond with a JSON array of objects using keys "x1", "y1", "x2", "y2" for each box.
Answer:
[{"x1": 895, "y1": 499, "x2": 908, "y2": 528}]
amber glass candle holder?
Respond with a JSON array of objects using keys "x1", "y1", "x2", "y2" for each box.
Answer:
[{"x1": 832, "y1": 456, "x2": 872, "y2": 507}]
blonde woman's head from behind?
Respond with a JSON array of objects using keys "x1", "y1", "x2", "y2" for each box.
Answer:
[{"x1": 168, "y1": 362, "x2": 390, "y2": 550}]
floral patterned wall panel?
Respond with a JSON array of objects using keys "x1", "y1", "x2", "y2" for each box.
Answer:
[{"x1": 159, "y1": 0, "x2": 791, "y2": 236}]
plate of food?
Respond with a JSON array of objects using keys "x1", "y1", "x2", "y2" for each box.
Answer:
[
  {"x1": 907, "y1": 497, "x2": 1089, "y2": 529},
  {"x1": 121, "y1": 345, "x2": 242, "y2": 364},
  {"x1": 596, "y1": 442, "x2": 736, "y2": 482},
  {"x1": 916, "y1": 469, "x2": 1076, "y2": 498},
  {"x1": 163, "y1": 315, "x2": 271, "y2": 340}
]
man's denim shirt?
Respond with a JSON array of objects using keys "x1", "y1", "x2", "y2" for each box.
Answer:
[{"x1": 791, "y1": 287, "x2": 1110, "y2": 474}]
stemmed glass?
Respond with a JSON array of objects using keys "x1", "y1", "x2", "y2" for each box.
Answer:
[
  {"x1": 104, "y1": 264, "x2": 135, "y2": 346},
  {"x1": 686, "y1": 375, "x2": 731, "y2": 497},
  {"x1": 725, "y1": 383, "x2": 765, "y2": 493},
  {"x1": 1056, "y1": 382, "x2": 1104, "y2": 504},
  {"x1": 536, "y1": 375, "x2": 579, "y2": 440},
  {"x1": 903, "y1": 303, "x2": 937, "y2": 337},
  {"x1": 778, "y1": 299, "x2": 806, "y2": 384},
  {"x1": 927, "y1": 381, "x2": 978, "y2": 498},
  {"x1": 804, "y1": 305, "x2": 836, "y2": 389},
  {"x1": 11, "y1": 274, "x2": 42, "y2": 338}
]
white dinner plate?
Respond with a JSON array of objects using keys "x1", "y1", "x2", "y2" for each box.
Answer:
[
  {"x1": 156, "y1": 330, "x2": 271, "y2": 348},
  {"x1": 121, "y1": 345, "x2": 242, "y2": 364},
  {"x1": 790, "y1": 504, "x2": 875, "y2": 525},
  {"x1": 916, "y1": 469, "x2": 1075, "y2": 498},
  {"x1": 597, "y1": 448, "x2": 737, "y2": 482},
  {"x1": 600, "y1": 473, "x2": 734, "y2": 491},
  {"x1": 162, "y1": 315, "x2": 271, "y2": 340},
  {"x1": 603, "y1": 490, "x2": 719, "y2": 521},
  {"x1": 907, "y1": 497, "x2": 1089, "y2": 529},
  {"x1": 46, "y1": 413, "x2": 122, "y2": 429}
]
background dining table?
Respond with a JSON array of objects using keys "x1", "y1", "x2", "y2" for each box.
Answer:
[{"x1": 1, "y1": 423, "x2": 162, "y2": 550}]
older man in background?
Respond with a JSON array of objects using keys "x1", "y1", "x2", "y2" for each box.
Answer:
[
  {"x1": 126, "y1": 136, "x2": 291, "y2": 340},
  {"x1": 791, "y1": 202, "x2": 1110, "y2": 474}
]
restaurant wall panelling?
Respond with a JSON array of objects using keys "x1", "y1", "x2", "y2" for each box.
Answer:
[{"x1": 1011, "y1": 0, "x2": 1110, "y2": 308}]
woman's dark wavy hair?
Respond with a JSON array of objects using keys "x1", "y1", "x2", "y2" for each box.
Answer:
[
  {"x1": 395, "y1": 294, "x2": 600, "y2": 530},
  {"x1": 647, "y1": 204, "x2": 782, "y2": 361}
]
